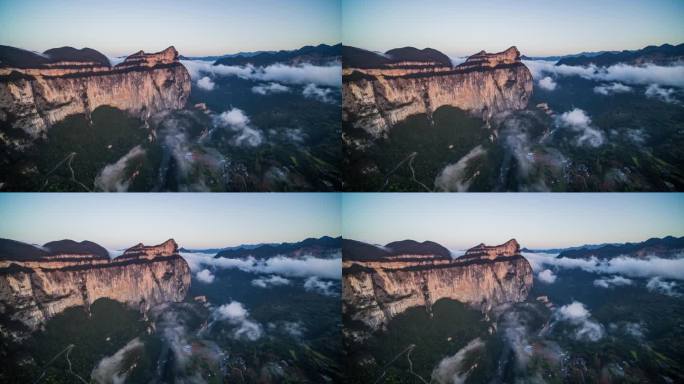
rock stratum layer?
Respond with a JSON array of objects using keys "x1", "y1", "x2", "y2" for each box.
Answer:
[
  {"x1": 0, "y1": 238, "x2": 191, "y2": 334},
  {"x1": 0, "y1": 45, "x2": 191, "y2": 138},
  {"x1": 342, "y1": 46, "x2": 533, "y2": 137},
  {"x1": 342, "y1": 239, "x2": 533, "y2": 331}
]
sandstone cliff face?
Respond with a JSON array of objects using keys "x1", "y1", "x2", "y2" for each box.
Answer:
[
  {"x1": 342, "y1": 239, "x2": 533, "y2": 331},
  {"x1": 0, "y1": 46, "x2": 191, "y2": 138},
  {"x1": 343, "y1": 47, "x2": 533, "y2": 137},
  {"x1": 0, "y1": 239, "x2": 191, "y2": 334}
]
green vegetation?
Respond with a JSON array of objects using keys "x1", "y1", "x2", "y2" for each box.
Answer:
[
  {"x1": 1, "y1": 106, "x2": 160, "y2": 191},
  {"x1": 191, "y1": 75, "x2": 341, "y2": 191},
  {"x1": 344, "y1": 106, "x2": 492, "y2": 191},
  {"x1": 344, "y1": 76, "x2": 684, "y2": 191},
  {"x1": 0, "y1": 298, "x2": 148, "y2": 383},
  {"x1": 345, "y1": 299, "x2": 490, "y2": 383}
]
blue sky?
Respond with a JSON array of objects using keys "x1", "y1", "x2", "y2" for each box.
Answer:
[
  {"x1": 0, "y1": 0, "x2": 341, "y2": 56},
  {"x1": 342, "y1": 193, "x2": 684, "y2": 249},
  {"x1": 343, "y1": 0, "x2": 684, "y2": 56},
  {"x1": 0, "y1": 193, "x2": 341, "y2": 249}
]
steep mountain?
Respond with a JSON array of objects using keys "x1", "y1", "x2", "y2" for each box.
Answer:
[
  {"x1": 558, "y1": 236, "x2": 684, "y2": 260},
  {"x1": 343, "y1": 239, "x2": 533, "y2": 331},
  {"x1": 0, "y1": 45, "x2": 191, "y2": 138},
  {"x1": 343, "y1": 45, "x2": 533, "y2": 137},
  {"x1": 556, "y1": 43, "x2": 684, "y2": 67},
  {"x1": 0, "y1": 239, "x2": 190, "y2": 335},
  {"x1": 214, "y1": 43, "x2": 341, "y2": 67},
  {"x1": 215, "y1": 236, "x2": 341, "y2": 259}
]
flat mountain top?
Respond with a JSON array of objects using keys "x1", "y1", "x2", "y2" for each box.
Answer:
[
  {"x1": 0, "y1": 238, "x2": 110, "y2": 260},
  {"x1": 0, "y1": 45, "x2": 111, "y2": 68},
  {"x1": 42, "y1": 239, "x2": 109, "y2": 258},
  {"x1": 343, "y1": 45, "x2": 452, "y2": 68},
  {"x1": 342, "y1": 238, "x2": 451, "y2": 261},
  {"x1": 43, "y1": 46, "x2": 110, "y2": 66},
  {"x1": 385, "y1": 47, "x2": 452, "y2": 66}
]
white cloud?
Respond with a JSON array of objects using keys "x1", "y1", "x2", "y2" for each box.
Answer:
[
  {"x1": 554, "y1": 301, "x2": 604, "y2": 342},
  {"x1": 593, "y1": 82, "x2": 632, "y2": 95},
  {"x1": 449, "y1": 56, "x2": 468, "y2": 67},
  {"x1": 180, "y1": 252, "x2": 341, "y2": 280},
  {"x1": 302, "y1": 83, "x2": 336, "y2": 103},
  {"x1": 282, "y1": 321, "x2": 305, "y2": 338},
  {"x1": 251, "y1": 82, "x2": 290, "y2": 95},
  {"x1": 258, "y1": 63, "x2": 341, "y2": 87},
  {"x1": 646, "y1": 277, "x2": 680, "y2": 297},
  {"x1": 537, "y1": 269, "x2": 557, "y2": 284},
  {"x1": 214, "y1": 108, "x2": 263, "y2": 147},
  {"x1": 593, "y1": 275, "x2": 632, "y2": 288},
  {"x1": 645, "y1": 84, "x2": 679, "y2": 104},
  {"x1": 196, "y1": 76, "x2": 215, "y2": 91},
  {"x1": 431, "y1": 338, "x2": 484, "y2": 384},
  {"x1": 623, "y1": 322, "x2": 646, "y2": 339},
  {"x1": 213, "y1": 301, "x2": 263, "y2": 341},
  {"x1": 303, "y1": 276, "x2": 337, "y2": 296},
  {"x1": 91, "y1": 338, "x2": 144, "y2": 384},
  {"x1": 251, "y1": 275, "x2": 290, "y2": 288},
  {"x1": 434, "y1": 145, "x2": 487, "y2": 192},
  {"x1": 196, "y1": 269, "x2": 215, "y2": 284},
  {"x1": 522, "y1": 252, "x2": 684, "y2": 281},
  {"x1": 538, "y1": 76, "x2": 557, "y2": 91},
  {"x1": 556, "y1": 108, "x2": 604, "y2": 147},
  {"x1": 181, "y1": 60, "x2": 341, "y2": 87},
  {"x1": 523, "y1": 60, "x2": 684, "y2": 88},
  {"x1": 95, "y1": 146, "x2": 146, "y2": 192}
]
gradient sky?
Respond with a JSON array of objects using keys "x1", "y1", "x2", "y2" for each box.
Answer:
[
  {"x1": 343, "y1": 0, "x2": 684, "y2": 56},
  {"x1": 0, "y1": 193, "x2": 341, "y2": 249},
  {"x1": 342, "y1": 193, "x2": 684, "y2": 250},
  {"x1": 0, "y1": 0, "x2": 340, "y2": 56}
]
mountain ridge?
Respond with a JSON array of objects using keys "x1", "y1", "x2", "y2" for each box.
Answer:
[
  {"x1": 342, "y1": 238, "x2": 533, "y2": 331},
  {"x1": 556, "y1": 42, "x2": 684, "y2": 66},
  {"x1": 0, "y1": 238, "x2": 190, "y2": 336},
  {"x1": 342, "y1": 45, "x2": 533, "y2": 136},
  {"x1": 214, "y1": 43, "x2": 341, "y2": 67}
]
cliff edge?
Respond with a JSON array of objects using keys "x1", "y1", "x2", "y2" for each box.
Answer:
[
  {"x1": 0, "y1": 45, "x2": 191, "y2": 138},
  {"x1": 342, "y1": 238, "x2": 533, "y2": 331},
  {"x1": 0, "y1": 238, "x2": 191, "y2": 336},
  {"x1": 342, "y1": 46, "x2": 533, "y2": 137}
]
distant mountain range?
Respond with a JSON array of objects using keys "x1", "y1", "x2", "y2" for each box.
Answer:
[
  {"x1": 210, "y1": 236, "x2": 341, "y2": 259},
  {"x1": 558, "y1": 236, "x2": 684, "y2": 259},
  {"x1": 556, "y1": 43, "x2": 684, "y2": 66},
  {"x1": 521, "y1": 243, "x2": 620, "y2": 254},
  {"x1": 213, "y1": 43, "x2": 341, "y2": 67},
  {"x1": 178, "y1": 50, "x2": 275, "y2": 62},
  {"x1": 519, "y1": 43, "x2": 684, "y2": 67}
]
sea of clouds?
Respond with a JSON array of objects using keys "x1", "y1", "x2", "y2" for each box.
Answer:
[
  {"x1": 523, "y1": 251, "x2": 683, "y2": 297},
  {"x1": 524, "y1": 59, "x2": 683, "y2": 105}
]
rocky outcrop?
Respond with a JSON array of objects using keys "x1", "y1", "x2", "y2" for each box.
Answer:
[
  {"x1": 343, "y1": 46, "x2": 533, "y2": 137},
  {"x1": 342, "y1": 239, "x2": 533, "y2": 331},
  {"x1": 0, "y1": 238, "x2": 191, "y2": 334},
  {"x1": 0, "y1": 46, "x2": 191, "y2": 138}
]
